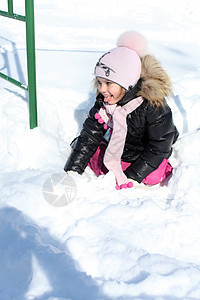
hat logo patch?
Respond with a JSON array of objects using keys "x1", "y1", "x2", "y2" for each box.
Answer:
[{"x1": 95, "y1": 52, "x2": 116, "y2": 77}]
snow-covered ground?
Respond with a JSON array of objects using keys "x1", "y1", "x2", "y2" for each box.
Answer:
[{"x1": 1, "y1": 0, "x2": 200, "y2": 299}]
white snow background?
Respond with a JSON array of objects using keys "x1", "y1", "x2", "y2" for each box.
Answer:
[{"x1": 1, "y1": 0, "x2": 200, "y2": 299}]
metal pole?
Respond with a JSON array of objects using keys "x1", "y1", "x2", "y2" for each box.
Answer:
[
  {"x1": 8, "y1": 0, "x2": 13, "y2": 14},
  {"x1": 25, "y1": 0, "x2": 38, "y2": 129}
]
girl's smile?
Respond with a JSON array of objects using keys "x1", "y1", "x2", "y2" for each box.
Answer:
[{"x1": 96, "y1": 77, "x2": 126, "y2": 105}]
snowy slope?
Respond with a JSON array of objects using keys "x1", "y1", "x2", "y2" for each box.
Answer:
[{"x1": 1, "y1": 0, "x2": 200, "y2": 299}]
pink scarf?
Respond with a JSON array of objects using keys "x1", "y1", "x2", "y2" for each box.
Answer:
[{"x1": 98, "y1": 96, "x2": 143, "y2": 187}]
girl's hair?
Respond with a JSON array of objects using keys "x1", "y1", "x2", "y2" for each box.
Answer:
[{"x1": 92, "y1": 77, "x2": 99, "y2": 93}]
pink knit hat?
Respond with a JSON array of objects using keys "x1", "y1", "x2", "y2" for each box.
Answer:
[{"x1": 95, "y1": 31, "x2": 148, "y2": 90}]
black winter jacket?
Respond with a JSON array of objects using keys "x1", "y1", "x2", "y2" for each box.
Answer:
[{"x1": 64, "y1": 92, "x2": 178, "y2": 183}]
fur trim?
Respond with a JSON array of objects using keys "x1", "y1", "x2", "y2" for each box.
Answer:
[{"x1": 137, "y1": 55, "x2": 173, "y2": 106}]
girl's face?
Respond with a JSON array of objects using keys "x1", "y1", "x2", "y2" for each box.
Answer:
[{"x1": 96, "y1": 77, "x2": 126, "y2": 105}]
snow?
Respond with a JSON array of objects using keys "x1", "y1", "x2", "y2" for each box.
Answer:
[{"x1": 1, "y1": 0, "x2": 200, "y2": 299}]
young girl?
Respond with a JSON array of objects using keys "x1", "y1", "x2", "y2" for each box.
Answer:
[{"x1": 64, "y1": 31, "x2": 179, "y2": 190}]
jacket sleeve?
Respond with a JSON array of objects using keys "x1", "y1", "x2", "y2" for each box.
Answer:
[
  {"x1": 64, "y1": 99, "x2": 106, "y2": 174},
  {"x1": 124, "y1": 104, "x2": 179, "y2": 183}
]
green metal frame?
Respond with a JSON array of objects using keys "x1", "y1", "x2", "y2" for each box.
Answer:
[{"x1": 0, "y1": 0, "x2": 38, "y2": 129}]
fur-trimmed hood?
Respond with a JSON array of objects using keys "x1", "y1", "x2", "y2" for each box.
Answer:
[
  {"x1": 137, "y1": 54, "x2": 172, "y2": 106},
  {"x1": 116, "y1": 54, "x2": 172, "y2": 107}
]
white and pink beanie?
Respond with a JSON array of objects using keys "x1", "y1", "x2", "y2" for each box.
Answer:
[{"x1": 95, "y1": 31, "x2": 148, "y2": 90}]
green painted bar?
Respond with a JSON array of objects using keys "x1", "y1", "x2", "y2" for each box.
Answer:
[
  {"x1": 8, "y1": 0, "x2": 13, "y2": 14},
  {"x1": 0, "y1": 0, "x2": 38, "y2": 129},
  {"x1": 25, "y1": 0, "x2": 38, "y2": 129},
  {"x1": 0, "y1": 10, "x2": 25, "y2": 21},
  {"x1": 0, "y1": 72, "x2": 28, "y2": 90}
]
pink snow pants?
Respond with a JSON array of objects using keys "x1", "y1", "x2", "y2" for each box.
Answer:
[{"x1": 88, "y1": 140, "x2": 173, "y2": 185}]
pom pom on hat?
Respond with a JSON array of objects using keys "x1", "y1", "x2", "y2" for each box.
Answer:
[{"x1": 117, "y1": 31, "x2": 148, "y2": 58}]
